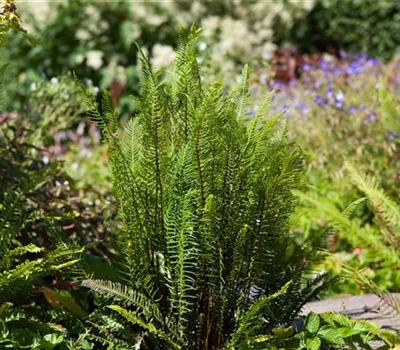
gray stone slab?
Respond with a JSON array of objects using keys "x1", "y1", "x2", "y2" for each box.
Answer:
[
  {"x1": 302, "y1": 294, "x2": 400, "y2": 349},
  {"x1": 303, "y1": 294, "x2": 400, "y2": 332}
]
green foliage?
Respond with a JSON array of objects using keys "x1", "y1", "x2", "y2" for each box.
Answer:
[
  {"x1": 272, "y1": 311, "x2": 399, "y2": 349},
  {"x1": 79, "y1": 26, "x2": 330, "y2": 349},
  {"x1": 0, "y1": 302, "x2": 65, "y2": 349},
  {"x1": 296, "y1": 162, "x2": 400, "y2": 293},
  {"x1": 0, "y1": 113, "x2": 84, "y2": 301},
  {"x1": 0, "y1": 0, "x2": 27, "y2": 46},
  {"x1": 0, "y1": 63, "x2": 116, "y2": 348},
  {"x1": 289, "y1": 0, "x2": 400, "y2": 59},
  {"x1": 0, "y1": 0, "x2": 179, "y2": 114},
  {"x1": 379, "y1": 82, "x2": 400, "y2": 136}
]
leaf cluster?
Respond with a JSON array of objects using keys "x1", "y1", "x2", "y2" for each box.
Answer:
[{"x1": 79, "y1": 26, "x2": 330, "y2": 349}]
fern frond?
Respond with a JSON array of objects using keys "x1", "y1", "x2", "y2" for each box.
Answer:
[
  {"x1": 341, "y1": 197, "x2": 367, "y2": 218},
  {"x1": 229, "y1": 281, "x2": 292, "y2": 348},
  {"x1": 345, "y1": 161, "x2": 400, "y2": 244},
  {"x1": 227, "y1": 64, "x2": 252, "y2": 121},
  {"x1": 0, "y1": 243, "x2": 44, "y2": 270},
  {"x1": 294, "y1": 190, "x2": 398, "y2": 265},
  {"x1": 108, "y1": 305, "x2": 181, "y2": 350},
  {"x1": 82, "y1": 279, "x2": 163, "y2": 322},
  {"x1": 74, "y1": 74, "x2": 112, "y2": 140},
  {"x1": 120, "y1": 117, "x2": 143, "y2": 172}
]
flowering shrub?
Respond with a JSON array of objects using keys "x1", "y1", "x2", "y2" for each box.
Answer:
[
  {"x1": 2, "y1": 0, "x2": 314, "y2": 112},
  {"x1": 1, "y1": 0, "x2": 179, "y2": 113}
]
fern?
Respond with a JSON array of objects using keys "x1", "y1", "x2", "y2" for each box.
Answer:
[
  {"x1": 345, "y1": 161, "x2": 400, "y2": 246},
  {"x1": 297, "y1": 162, "x2": 400, "y2": 300},
  {"x1": 81, "y1": 26, "x2": 329, "y2": 349}
]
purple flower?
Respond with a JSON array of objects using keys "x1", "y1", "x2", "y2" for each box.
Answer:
[
  {"x1": 314, "y1": 80, "x2": 322, "y2": 89},
  {"x1": 271, "y1": 80, "x2": 281, "y2": 90},
  {"x1": 333, "y1": 68, "x2": 342, "y2": 76},
  {"x1": 359, "y1": 104, "x2": 365, "y2": 111},
  {"x1": 347, "y1": 106, "x2": 356, "y2": 114},
  {"x1": 314, "y1": 95, "x2": 323, "y2": 106},
  {"x1": 248, "y1": 107, "x2": 255, "y2": 117},
  {"x1": 388, "y1": 132, "x2": 398, "y2": 141},
  {"x1": 364, "y1": 113, "x2": 377, "y2": 124},
  {"x1": 302, "y1": 63, "x2": 311, "y2": 71},
  {"x1": 346, "y1": 60, "x2": 366, "y2": 75},
  {"x1": 250, "y1": 87, "x2": 258, "y2": 95},
  {"x1": 334, "y1": 99, "x2": 343, "y2": 109},
  {"x1": 320, "y1": 59, "x2": 329, "y2": 72},
  {"x1": 367, "y1": 58, "x2": 380, "y2": 66},
  {"x1": 326, "y1": 88, "x2": 334, "y2": 99},
  {"x1": 300, "y1": 103, "x2": 310, "y2": 114}
]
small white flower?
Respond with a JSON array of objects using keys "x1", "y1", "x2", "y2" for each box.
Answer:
[
  {"x1": 30, "y1": 82, "x2": 37, "y2": 91},
  {"x1": 75, "y1": 54, "x2": 84, "y2": 65},
  {"x1": 85, "y1": 79, "x2": 93, "y2": 88},
  {"x1": 336, "y1": 90, "x2": 344, "y2": 102},
  {"x1": 43, "y1": 156, "x2": 49, "y2": 164},
  {"x1": 199, "y1": 42, "x2": 207, "y2": 51},
  {"x1": 72, "y1": 162, "x2": 79, "y2": 171},
  {"x1": 86, "y1": 51, "x2": 103, "y2": 70},
  {"x1": 76, "y1": 29, "x2": 91, "y2": 41},
  {"x1": 50, "y1": 77, "x2": 59, "y2": 84},
  {"x1": 150, "y1": 44, "x2": 176, "y2": 68}
]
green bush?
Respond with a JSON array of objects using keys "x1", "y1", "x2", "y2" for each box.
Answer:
[
  {"x1": 289, "y1": 0, "x2": 400, "y2": 59},
  {"x1": 78, "y1": 27, "x2": 331, "y2": 349}
]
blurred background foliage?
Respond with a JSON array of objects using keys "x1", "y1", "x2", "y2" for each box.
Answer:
[{"x1": 288, "y1": 0, "x2": 400, "y2": 60}]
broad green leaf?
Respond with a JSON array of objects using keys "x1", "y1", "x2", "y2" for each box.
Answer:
[
  {"x1": 338, "y1": 327, "x2": 362, "y2": 338},
  {"x1": 317, "y1": 326, "x2": 345, "y2": 345},
  {"x1": 305, "y1": 312, "x2": 320, "y2": 334},
  {"x1": 306, "y1": 337, "x2": 321, "y2": 350},
  {"x1": 321, "y1": 312, "x2": 352, "y2": 328}
]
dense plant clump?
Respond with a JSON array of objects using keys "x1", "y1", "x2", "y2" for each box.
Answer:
[{"x1": 76, "y1": 27, "x2": 335, "y2": 349}]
